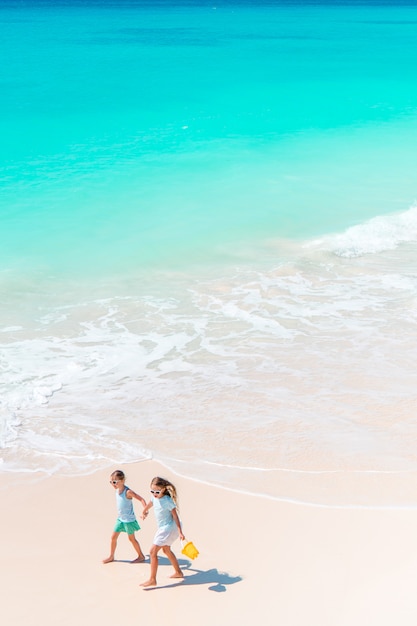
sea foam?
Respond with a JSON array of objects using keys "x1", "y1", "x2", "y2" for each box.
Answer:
[{"x1": 322, "y1": 205, "x2": 417, "y2": 258}]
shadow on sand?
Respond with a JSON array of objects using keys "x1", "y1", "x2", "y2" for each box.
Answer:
[{"x1": 142, "y1": 557, "x2": 242, "y2": 592}]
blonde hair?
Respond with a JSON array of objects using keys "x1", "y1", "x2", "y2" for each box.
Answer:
[{"x1": 151, "y1": 476, "x2": 179, "y2": 507}]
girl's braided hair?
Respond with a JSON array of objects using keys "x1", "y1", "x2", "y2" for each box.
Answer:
[{"x1": 111, "y1": 470, "x2": 125, "y2": 480}]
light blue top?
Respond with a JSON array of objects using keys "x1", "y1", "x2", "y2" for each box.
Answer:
[
  {"x1": 116, "y1": 486, "x2": 136, "y2": 523},
  {"x1": 152, "y1": 495, "x2": 176, "y2": 528}
]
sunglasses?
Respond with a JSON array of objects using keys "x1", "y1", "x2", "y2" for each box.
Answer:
[
  {"x1": 110, "y1": 480, "x2": 120, "y2": 485},
  {"x1": 150, "y1": 489, "x2": 162, "y2": 495}
]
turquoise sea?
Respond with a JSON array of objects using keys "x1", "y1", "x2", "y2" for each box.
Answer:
[{"x1": 2, "y1": 0, "x2": 417, "y2": 506}]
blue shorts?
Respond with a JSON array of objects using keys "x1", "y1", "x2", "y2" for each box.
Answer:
[{"x1": 114, "y1": 519, "x2": 140, "y2": 535}]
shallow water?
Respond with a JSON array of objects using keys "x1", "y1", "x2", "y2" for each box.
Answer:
[{"x1": 1, "y1": 1, "x2": 417, "y2": 506}]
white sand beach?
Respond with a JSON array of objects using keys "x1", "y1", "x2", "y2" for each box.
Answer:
[
  {"x1": 3, "y1": 3, "x2": 417, "y2": 625},
  {"x1": 2, "y1": 460, "x2": 417, "y2": 626}
]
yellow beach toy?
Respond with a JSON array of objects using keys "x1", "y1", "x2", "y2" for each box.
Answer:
[{"x1": 181, "y1": 539, "x2": 199, "y2": 560}]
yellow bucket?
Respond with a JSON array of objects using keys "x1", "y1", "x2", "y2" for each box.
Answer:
[{"x1": 181, "y1": 540, "x2": 199, "y2": 560}]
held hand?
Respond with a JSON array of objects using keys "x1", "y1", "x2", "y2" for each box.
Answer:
[{"x1": 179, "y1": 531, "x2": 185, "y2": 541}]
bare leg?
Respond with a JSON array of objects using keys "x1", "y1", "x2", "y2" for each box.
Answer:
[
  {"x1": 162, "y1": 545, "x2": 184, "y2": 579},
  {"x1": 140, "y1": 544, "x2": 161, "y2": 587},
  {"x1": 128, "y1": 533, "x2": 145, "y2": 562},
  {"x1": 103, "y1": 531, "x2": 120, "y2": 563}
]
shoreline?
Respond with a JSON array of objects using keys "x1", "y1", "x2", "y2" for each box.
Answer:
[
  {"x1": 3, "y1": 459, "x2": 417, "y2": 625},
  {"x1": 4, "y1": 455, "x2": 417, "y2": 510}
]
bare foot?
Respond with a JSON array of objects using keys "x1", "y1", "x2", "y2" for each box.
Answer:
[
  {"x1": 141, "y1": 579, "x2": 157, "y2": 587},
  {"x1": 170, "y1": 571, "x2": 184, "y2": 579},
  {"x1": 131, "y1": 556, "x2": 146, "y2": 563},
  {"x1": 102, "y1": 556, "x2": 114, "y2": 564}
]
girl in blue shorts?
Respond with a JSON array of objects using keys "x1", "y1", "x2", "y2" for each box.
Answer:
[{"x1": 103, "y1": 470, "x2": 147, "y2": 564}]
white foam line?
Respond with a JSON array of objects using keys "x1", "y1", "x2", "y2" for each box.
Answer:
[
  {"x1": 0, "y1": 453, "x2": 154, "y2": 476},
  {"x1": 2, "y1": 455, "x2": 416, "y2": 510},
  {"x1": 191, "y1": 459, "x2": 417, "y2": 476},
  {"x1": 154, "y1": 457, "x2": 417, "y2": 511}
]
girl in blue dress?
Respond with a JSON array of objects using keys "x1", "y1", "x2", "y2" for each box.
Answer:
[{"x1": 140, "y1": 476, "x2": 185, "y2": 587}]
